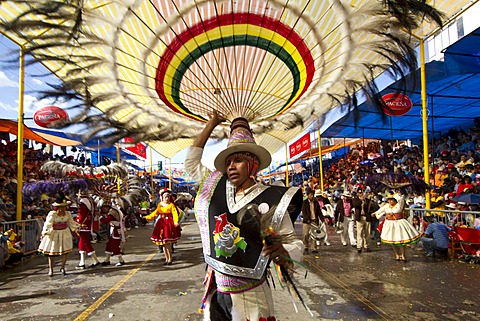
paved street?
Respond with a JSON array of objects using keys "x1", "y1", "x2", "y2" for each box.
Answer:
[{"x1": 0, "y1": 220, "x2": 479, "y2": 321}]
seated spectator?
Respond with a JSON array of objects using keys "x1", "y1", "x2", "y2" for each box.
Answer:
[
  {"x1": 445, "y1": 163, "x2": 459, "y2": 178},
  {"x1": 0, "y1": 225, "x2": 8, "y2": 269},
  {"x1": 456, "y1": 175, "x2": 474, "y2": 196},
  {"x1": 473, "y1": 175, "x2": 480, "y2": 192},
  {"x1": 466, "y1": 150, "x2": 479, "y2": 164},
  {"x1": 430, "y1": 189, "x2": 445, "y2": 217},
  {"x1": 474, "y1": 215, "x2": 480, "y2": 230},
  {"x1": 411, "y1": 215, "x2": 425, "y2": 250},
  {"x1": 3, "y1": 228, "x2": 25, "y2": 266},
  {"x1": 456, "y1": 154, "x2": 473, "y2": 170},
  {"x1": 413, "y1": 191, "x2": 426, "y2": 206},
  {"x1": 433, "y1": 167, "x2": 448, "y2": 187},
  {"x1": 421, "y1": 216, "x2": 451, "y2": 258}
]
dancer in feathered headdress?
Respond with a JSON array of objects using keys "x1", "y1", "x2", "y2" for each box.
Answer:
[
  {"x1": 185, "y1": 112, "x2": 304, "y2": 320},
  {"x1": 98, "y1": 196, "x2": 126, "y2": 267},
  {"x1": 75, "y1": 190, "x2": 101, "y2": 269}
]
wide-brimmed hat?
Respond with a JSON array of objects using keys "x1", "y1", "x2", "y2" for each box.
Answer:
[
  {"x1": 314, "y1": 189, "x2": 323, "y2": 197},
  {"x1": 386, "y1": 192, "x2": 397, "y2": 201},
  {"x1": 342, "y1": 192, "x2": 353, "y2": 198},
  {"x1": 386, "y1": 196, "x2": 397, "y2": 202},
  {"x1": 159, "y1": 188, "x2": 172, "y2": 197},
  {"x1": 214, "y1": 118, "x2": 271, "y2": 174},
  {"x1": 446, "y1": 203, "x2": 457, "y2": 209},
  {"x1": 52, "y1": 193, "x2": 71, "y2": 207}
]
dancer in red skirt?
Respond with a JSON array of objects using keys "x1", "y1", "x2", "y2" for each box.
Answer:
[
  {"x1": 99, "y1": 201, "x2": 126, "y2": 266},
  {"x1": 145, "y1": 188, "x2": 181, "y2": 265},
  {"x1": 75, "y1": 192, "x2": 101, "y2": 269}
]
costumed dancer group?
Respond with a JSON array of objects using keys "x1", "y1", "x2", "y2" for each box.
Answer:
[
  {"x1": 185, "y1": 112, "x2": 305, "y2": 321},
  {"x1": 38, "y1": 192, "x2": 128, "y2": 276}
]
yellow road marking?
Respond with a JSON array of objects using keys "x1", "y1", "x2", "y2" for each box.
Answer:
[
  {"x1": 74, "y1": 252, "x2": 157, "y2": 321},
  {"x1": 305, "y1": 257, "x2": 391, "y2": 320}
]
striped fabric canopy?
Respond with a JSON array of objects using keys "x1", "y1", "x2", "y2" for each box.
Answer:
[{"x1": 0, "y1": 0, "x2": 471, "y2": 158}]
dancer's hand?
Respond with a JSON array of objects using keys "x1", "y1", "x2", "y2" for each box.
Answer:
[
  {"x1": 262, "y1": 243, "x2": 292, "y2": 268},
  {"x1": 208, "y1": 110, "x2": 226, "y2": 126}
]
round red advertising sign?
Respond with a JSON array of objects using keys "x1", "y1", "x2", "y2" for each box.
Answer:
[
  {"x1": 33, "y1": 106, "x2": 69, "y2": 127},
  {"x1": 381, "y1": 93, "x2": 413, "y2": 116}
]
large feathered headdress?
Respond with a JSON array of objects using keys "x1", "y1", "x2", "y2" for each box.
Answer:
[
  {"x1": 0, "y1": 1, "x2": 443, "y2": 147},
  {"x1": 365, "y1": 172, "x2": 429, "y2": 194},
  {"x1": 22, "y1": 160, "x2": 146, "y2": 207}
]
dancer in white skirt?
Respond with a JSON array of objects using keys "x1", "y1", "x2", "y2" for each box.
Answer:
[
  {"x1": 373, "y1": 196, "x2": 420, "y2": 262},
  {"x1": 38, "y1": 194, "x2": 80, "y2": 276}
]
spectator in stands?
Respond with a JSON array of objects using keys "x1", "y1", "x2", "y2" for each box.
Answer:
[
  {"x1": 466, "y1": 150, "x2": 479, "y2": 165},
  {"x1": 450, "y1": 149, "x2": 461, "y2": 164},
  {"x1": 430, "y1": 189, "x2": 445, "y2": 218},
  {"x1": 474, "y1": 215, "x2": 480, "y2": 230},
  {"x1": 440, "y1": 177, "x2": 455, "y2": 195},
  {"x1": 456, "y1": 175, "x2": 474, "y2": 196},
  {"x1": 445, "y1": 163, "x2": 458, "y2": 179},
  {"x1": 456, "y1": 154, "x2": 473, "y2": 170},
  {"x1": 411, "y1": 215, "x2": 425, "y2": 251},
  {"x1": 434, "y1": 166, "x2": 448, "y2": 187},
  {"x1": 421, "y1": 216, "x2": 451, "y2": 258},
  {"x1": 413, "y1": 191, "x2": 426, "y2": 207},
  {"x1": 465, "y1": 164, "x2": 476, "y2": 181}
]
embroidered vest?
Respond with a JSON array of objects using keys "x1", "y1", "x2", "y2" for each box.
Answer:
[{"x1": 195, "y1": 172, "x2": 301, "y2": 279}]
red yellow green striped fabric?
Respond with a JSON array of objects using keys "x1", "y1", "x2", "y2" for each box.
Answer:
[{"x1": 155, "y1": 13, "x2": 315, "y2": 121}]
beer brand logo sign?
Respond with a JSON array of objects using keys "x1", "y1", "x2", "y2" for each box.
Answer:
[
  {"x1": 33, "y1": 106, "x2": 69, "y2": 127},
  {"x1": 381, "y1": 93, "x2": 413, "y2": 116},
  {"x1": 289, "y1": 133, "x2": 311, "y2": 158}
]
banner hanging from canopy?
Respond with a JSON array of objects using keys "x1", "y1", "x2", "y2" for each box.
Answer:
[
  {"x1": 122, "y1": 138, "x2": 147, "y2": 160},
  {"x1": 289, "y1": 133, "x2": 311, "y2": 158}
]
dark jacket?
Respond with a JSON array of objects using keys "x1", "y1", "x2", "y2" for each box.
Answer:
[
  {"x1": 316, "y1": 196, "x2": 331, "y2": 209},
  {"x1": 301, "y1": 198, "x2": 324, "y2": 225},
  {"x1": 334, "y1": 198, "x2": 353, "y2": 222},
  {"x1": 352, "y1": 197, "x2": 379, "y2": 223}
]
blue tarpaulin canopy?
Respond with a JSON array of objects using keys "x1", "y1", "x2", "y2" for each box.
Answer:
[
  {"x1": 322, "y1": 27, "x2": 480, "y2": 142},
  {"x1": 31, "y1": 127, "x2": 141, "y2": 163}
]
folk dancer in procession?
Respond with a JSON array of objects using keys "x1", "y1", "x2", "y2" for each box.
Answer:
[
  {"x1": 315, "y1": 189, "x2": 332, "y2": 246},
  {"x1": 75, "y1": 192, "x2": 101, "y2": 269},
  {"x1": 334, "y1": 191, "x2": 357, "y2": 247},
  {"x1": 38, "y1": 193, "x2": 80, "y2": 276},
  {"x1": 99, "y1": 199, "x2": 126, "y2": 266},
  {"x1": 185, "y1": 112, "x2": 304, "y2": 321},
  {"x1": 144, "y1": 188, "x2": 181, "y2": 265},
  {"x1": 372, "y1": 194, "x2": 420, "y2": 261},
  {"x1": 301, "y1": 189, "x2": 326, "y2": 253},
  {"x1": 352, "y1": 191, "x2": 379, "y2": 253}
]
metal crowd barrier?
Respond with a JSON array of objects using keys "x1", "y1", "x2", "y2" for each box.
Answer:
[
  {"x1": 1, "y1": 219, "x2": 44, "y2": 255},
  {"x1": 406, "y1": 207, "x2": 480, "y2": 228}
]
